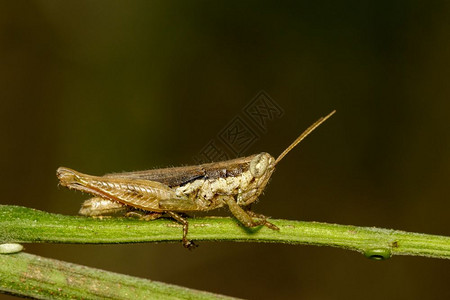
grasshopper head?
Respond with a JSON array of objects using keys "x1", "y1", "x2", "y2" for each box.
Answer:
[
  {"x1": 249, "y1": 152, "x2": 276, "y2": 178},
  {"x1": 237, "y1": 153, "x2": 276, "y2": 206}
]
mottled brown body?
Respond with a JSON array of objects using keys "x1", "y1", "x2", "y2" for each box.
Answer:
[
  {"x1": 57, "y1": 111, "x2": 335, "y2": 248},
  {"x1": 105, "y1": 155, "x2": 255, "y2": 187}
]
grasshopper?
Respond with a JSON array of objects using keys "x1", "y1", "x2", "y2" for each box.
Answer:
[{"x1": 57, "y1": 111, "x2": 335, "y2": 248}]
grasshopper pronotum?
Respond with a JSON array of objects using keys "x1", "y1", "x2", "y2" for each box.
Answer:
[{"x1": 57, "y1": 111, "x2": 335, "y2": 248}]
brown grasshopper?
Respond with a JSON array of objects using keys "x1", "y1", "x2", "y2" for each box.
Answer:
[{"x1": 57, "y1": 111, "x2": 335, "y2": 248}]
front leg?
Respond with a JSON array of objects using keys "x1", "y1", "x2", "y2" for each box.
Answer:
[
  {"x1": 222, "y1": 196, "x2": 279, "y2": 230},
  {"x1": 246, "y1": 210, "x2": 279, "y2": 230}
]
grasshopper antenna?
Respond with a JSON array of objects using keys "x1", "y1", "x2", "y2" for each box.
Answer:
[{"x1": 275, "y1": 110, "x2": 336, "y2": 165}]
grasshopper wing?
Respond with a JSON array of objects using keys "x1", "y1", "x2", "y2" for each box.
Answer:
[{"x1": 57, "y1": 167, "x2": 188, "y2": 212}]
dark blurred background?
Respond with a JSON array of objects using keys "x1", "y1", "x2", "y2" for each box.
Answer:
[{"x1": 1, "y1": 1, "x2": 449, "y2": 299}]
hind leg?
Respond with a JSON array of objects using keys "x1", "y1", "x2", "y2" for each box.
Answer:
[{"x1": 166, "y1": 211, "x2": 197, "y2": 250}]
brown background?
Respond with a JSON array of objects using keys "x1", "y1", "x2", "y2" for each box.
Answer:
[{"x1": 1, "y1": 1, "x2": 449, "y2": 299}]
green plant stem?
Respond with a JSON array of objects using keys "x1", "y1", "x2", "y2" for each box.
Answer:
[
  {"x1": 0, "y1": 251, "x2": 238, "y2": 299},
  {"x1": 1, "y1": 205, "x2": 449, "y2": 260}
]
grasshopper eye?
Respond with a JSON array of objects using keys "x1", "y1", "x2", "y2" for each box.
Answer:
[{"x1": 250, "y1": 153, "x2": 271, "y2": 178}]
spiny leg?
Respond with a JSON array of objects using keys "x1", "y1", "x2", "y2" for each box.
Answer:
[
  {"x1": 166, "y1": 211, "x2": 197, "y2": 249},
  {"x1": 222, "y1": 196, "x2": 279, "y2": 230}
]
